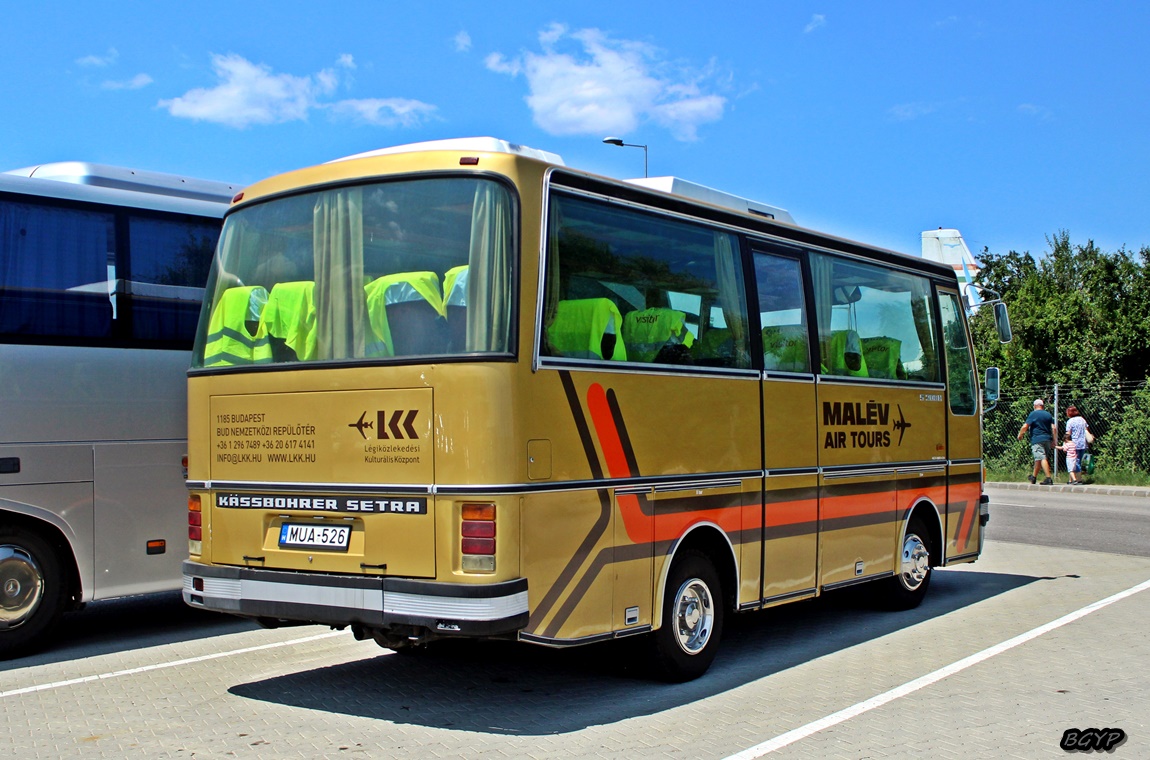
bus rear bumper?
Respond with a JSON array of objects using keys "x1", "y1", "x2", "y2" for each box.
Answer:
[{"x1": 181, "y1": 560, "x2": 529, "y2": 637}]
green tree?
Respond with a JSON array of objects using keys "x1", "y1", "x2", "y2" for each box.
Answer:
[{"x1": 970, "y1": 231, "x2": 1150, "y2": 390}]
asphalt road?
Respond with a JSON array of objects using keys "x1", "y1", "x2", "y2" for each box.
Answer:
[
  {"x1": 4, "y1": 486, "x2": 1148, "y2": 757},
  {"x1": 984, "y1": 484, "x2": 1150, "y2": 557}
]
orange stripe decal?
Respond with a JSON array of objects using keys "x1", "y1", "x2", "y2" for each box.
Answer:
[{"x1": 586, "y1": 383, "x2": 632, "y2": 480}]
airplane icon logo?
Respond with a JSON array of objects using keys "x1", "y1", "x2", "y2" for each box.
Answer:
[{"x1": 348, "y1": 411, "x2": 374, "y2": 440}]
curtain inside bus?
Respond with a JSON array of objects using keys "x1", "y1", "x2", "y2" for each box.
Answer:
[{"x1": 191, "y1": 177, "x2": 514, "y2": 368}]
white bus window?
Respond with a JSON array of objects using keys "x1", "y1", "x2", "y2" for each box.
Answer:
[
  {"x1": 542, "y1": 193, "x2": 750, "y2": 368},
  {"x1": 127, "y1": 216, "x2": 218, "y2": 343},
  {"x1": 754, "y1": 253, "x2": 810, "y2": 373},
  {"x1": 0, "y1": 201, "x2": 115, "y2": 339},
  {"x1": 809, "y1": 253, "x2": 940, "y2": 382}
]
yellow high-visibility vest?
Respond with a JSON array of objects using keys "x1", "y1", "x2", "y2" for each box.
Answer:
[
  {"x1": 547, "y1": 298, "x2": 628, "y2": 361},
  {"x1": 203, "y1": 286, "x2": 271, "y2": 366},
  {"x1": 261, "y1": 281, "x2": 317, "y2": 361},
  {"x1": 622, "y1": 308, "x2": 695, "y2": 363}
]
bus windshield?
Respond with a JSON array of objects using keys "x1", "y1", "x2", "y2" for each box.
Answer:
[{"x1": 191, "y1": 176, "x2": 515, "y2": 368}]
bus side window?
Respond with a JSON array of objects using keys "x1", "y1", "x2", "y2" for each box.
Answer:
[
  {"x1": 938, "y1": 292, "x2": 976, "y2": 414},
  {"x1": 542, "y1": 193, "x2": 750, "y2": 369},
  {"x1": 0, "y1": 201, "x2": 115, "y2": 340},
  {"x1": 810, "y1": 253, "x2": 940, "y2": 382},
  {"x1": 126, "y1": 215, "x2": 219, "y2": 343},
  {"x1": 753, "y1": 252, "x2": 810, "y2": 373}
]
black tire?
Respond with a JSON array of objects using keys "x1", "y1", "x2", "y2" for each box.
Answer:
[
  {"x1": 649, "y1": 550, "x2": 724, "y2": 682},
  {"x1": 871, "y1": 519, "x2": 933, "y2": 611},
  {"x1": 0, "y1": 526, "x2": 68, "y2": 659}
]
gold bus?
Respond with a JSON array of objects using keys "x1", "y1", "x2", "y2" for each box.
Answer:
[{"x1": 182, "y1": 138, "x2": 1006, "y2": 680}]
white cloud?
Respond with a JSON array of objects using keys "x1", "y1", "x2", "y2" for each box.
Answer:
[
  {"x1": 328, "y1": 98, "x2": 437, "y2": 127},
  {"x1": 1018, "y1": 103, "x2": 1053, "y2": 120},
  {"x1": 804, "y1": 14, "x2": 827, "y2": 33},
  {"x1": 888, "y1": 101, "x2": 941, "y2": 121},
  {"x1": 484, "y1": 52, "x2": 520, "y2": 76},
  {"x1": 101, "y1": 73, "x2": 153, "y2": 91},
  {"x1": 158, "y1": 54, "x2": 329, "y2": 127},
  {"x1": 486, "y1": 26, "x2": 727, "y2": 141},
  {"x1": 159, "y1": 53, "x2": 422, "y2": 130},
  {"x1": 454, "y1": 31, "x2": 472, "y2": 53},
  {"x1": 77, "y1": 48, "x2": 118, "y2": 67}
]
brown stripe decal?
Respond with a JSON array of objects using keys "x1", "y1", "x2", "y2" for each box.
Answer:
[{"x1": 527, "y1": 371, "x2": 612, "y2": 631}]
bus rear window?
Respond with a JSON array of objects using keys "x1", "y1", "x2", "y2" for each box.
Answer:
[{"x1": 191, "y1": 177, "x2": 515, "y2": 368}]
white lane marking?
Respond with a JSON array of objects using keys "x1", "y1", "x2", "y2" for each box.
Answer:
[
  {"x1": 0, "y1": 630, "x2": 346, "y2": 699},
  {"x1": 724, "y1": 576, "x2": 1150, "y2": 759}
]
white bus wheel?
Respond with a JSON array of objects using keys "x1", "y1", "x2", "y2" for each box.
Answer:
[{"x1": 0, "y1": 527, "x2": 67, "y2": 659}]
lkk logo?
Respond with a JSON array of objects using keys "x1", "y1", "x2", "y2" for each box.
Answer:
[
  {"x1": 348, "y1": 410, "x2": 420, "y2": 440},
  {"x1": 1060, "y1": 727, "x2": 1126, "y2": 752}
]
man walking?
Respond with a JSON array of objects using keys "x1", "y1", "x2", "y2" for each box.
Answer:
[{"x1": 1017, "y1": 398, "x2": 1056, "y2": 485}]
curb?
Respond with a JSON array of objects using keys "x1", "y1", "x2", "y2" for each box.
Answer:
[{"x1": 987, "y1": 481, "x2": 1150, "y2": 498}]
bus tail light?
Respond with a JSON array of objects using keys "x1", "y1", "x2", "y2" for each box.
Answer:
[
  {"x1": 461, "y1": 502, "x2": 496, "y2": 572},
  {"x1": 188, "y1": 494, "x2": 203, "y2": 554}
]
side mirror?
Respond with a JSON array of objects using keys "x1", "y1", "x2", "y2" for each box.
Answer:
[
  {"x1": 983, "y1": 367, "x2": 1001, "y2": 413},
  {"x1": 994, "y1": 302, "x2": 1013, "y2": 343},
  {"x1": 984, "y1": 366, "x2": 1000, "y2": 403}
]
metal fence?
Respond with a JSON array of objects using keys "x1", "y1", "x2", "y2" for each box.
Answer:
[{"x1": 983, "y1": 381, "x2": 1150, "y2": 478}]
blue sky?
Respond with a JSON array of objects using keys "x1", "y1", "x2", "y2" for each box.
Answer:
[{"x1": 3, "y1": 2, "x2": 1147, "y2": 259}]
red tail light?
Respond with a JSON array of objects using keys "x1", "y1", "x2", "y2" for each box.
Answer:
[
  {"x1": 188, "y1": 494, "x2": 203, "y2": 547},
  {"x1": 461, "y1": 503, "x2": 496, "y2": 572}
]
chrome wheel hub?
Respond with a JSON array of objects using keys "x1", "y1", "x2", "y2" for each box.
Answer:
[
  {"x1": 0, "y1": 545, "x2": 43, "y2": 629},
  {"x1": 898, "y1": 533, "x2": 930, "y2": 591},
  {"x1": 673, "y1": 578, "x2": 714, "y2": 655}
]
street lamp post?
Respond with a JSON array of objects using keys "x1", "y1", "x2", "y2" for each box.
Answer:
[{"x1": 602, "y1": 136, "x2": 648, "y2": 177}]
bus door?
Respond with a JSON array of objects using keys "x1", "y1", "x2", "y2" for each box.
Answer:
[
  {"x1": 809, "y1": 253, "x2": 947, "y2": 588},
  {"x1": 937, "y1": 288, "x2": 982, "y2": 560},
  {"x1": 753, "y1": 250, "x2": 818, "y2": 603}
]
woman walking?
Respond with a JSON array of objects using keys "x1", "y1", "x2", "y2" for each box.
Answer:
[{"x1": 1065, "y1": 406, "x2": 1092, "y2": 483}]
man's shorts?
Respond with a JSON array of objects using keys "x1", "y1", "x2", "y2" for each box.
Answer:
[{"x1": 1031, "y1": 442, "x2": 1053, "y2": 461}]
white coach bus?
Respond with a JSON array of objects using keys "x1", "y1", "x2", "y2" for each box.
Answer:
[{"x1": 0, "y1": 162, "x2": 236, "y2": 657}]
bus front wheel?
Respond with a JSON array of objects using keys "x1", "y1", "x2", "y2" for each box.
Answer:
[
  {"x1": 649, "y1": 550, "x2": 724, "y2": 682},
  {"x1": 0, "y1": 526, "x2": 67, "y2": 659},
  {"x1": 872, "y1": 520, "x2": 933, "y2": 610}
]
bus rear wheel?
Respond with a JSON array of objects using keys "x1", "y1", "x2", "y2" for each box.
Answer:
[
  {"x1": 0, "y1": 527, "x2": 67, "y2": 659},
  {"x1": 649, "y1": 550, "x2": 724, "y2": 682}
]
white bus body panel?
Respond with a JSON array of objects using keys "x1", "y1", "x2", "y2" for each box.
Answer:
[{"x1": 0, "y1": 341, "x2": 191, "y2": 602}]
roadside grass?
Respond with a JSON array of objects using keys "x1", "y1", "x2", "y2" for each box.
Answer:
[{"x1": 987, "y1": 465, "x2": 1150, "y2": 487}]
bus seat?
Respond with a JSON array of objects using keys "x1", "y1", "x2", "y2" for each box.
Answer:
[
  {"x1": 861, "y1": 336, "x2": 904, "y2": 379},
  {"x1": 825, "y1": 329, "x2": 869, "y2": 377},
  {"x1": 762, "y1": 325, "x2": 809, "y2": 372},
  {"x1": 260, "y1": 281, "x2": 316, "y2": 362},
  {"x1": 443, "y1": 264, "x2": 468, "y2": 351},
  {"x1": 546, "y1": 298, "x2": 628, "y2": 361},
  {"x1": 622, "y1": 307, "x2": 695, "y2": 364},
  {"x1": 203, "y1": 286, "x2": 271, "y2": 366},
  {"x1": 365, "y1": 271, "x2": 448, "y2": 356}
]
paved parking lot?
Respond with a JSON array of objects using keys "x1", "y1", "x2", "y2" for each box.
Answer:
[{"x1": 4, "y1": 488, "x2": 1149, "y2": 758}]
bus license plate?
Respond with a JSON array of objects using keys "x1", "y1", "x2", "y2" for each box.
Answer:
[{"x1": 278, "y1": 523, "x2": 351, "y2": 551}]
